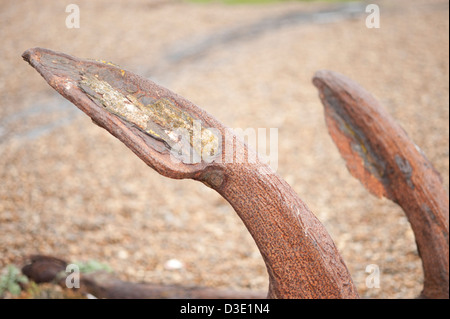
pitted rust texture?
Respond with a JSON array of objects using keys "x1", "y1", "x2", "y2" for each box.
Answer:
[
  {"x1": 23, "y1": 48, "x2": 359, "y2": 299},
  {"x1": 22, "y1": 48, "x2": 449, "y2": 299},
  {"x1": 313, "y1": 70, "x2": 449, "y2": 299}
]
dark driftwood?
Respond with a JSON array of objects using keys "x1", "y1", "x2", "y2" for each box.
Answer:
[
  {"x1": 21, "y1": 255, "x2": 265, "y2": 299},
  {"x1": 313, "y1": 70, "x2": 449, "y2": 299},
  {"x1": 22, "y1": 48, "x2": 358, "y2": 299}
]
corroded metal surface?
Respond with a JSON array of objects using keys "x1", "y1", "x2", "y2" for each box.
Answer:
[
  {"x1": 79, "y1": 74, "x2": 220, "y2": 163},
  {"x1": 313, "y1": 70, "x2": 449, "y2": 299},
  {"x1": 22, "y1": 48, "x2": 358, "y2": 299}
]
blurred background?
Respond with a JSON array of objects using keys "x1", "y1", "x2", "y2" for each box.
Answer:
[{"x1": 0, "y1": 0, "x2": 448, "y2": 298}]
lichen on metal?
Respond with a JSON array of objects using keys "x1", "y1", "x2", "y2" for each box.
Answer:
[
  {"x1": 79, "y1": 74, "x2": 220, "y2": 162},
  {"x1": 93, "y1": 59, "x2": 124, "y2": 71}
]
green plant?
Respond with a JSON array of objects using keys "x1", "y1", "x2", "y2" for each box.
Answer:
[
  {"x1": 75, "y1": 259, "x2": 113, "y2": 274},
  {"x1": 0, "y1": 265, "x2": 29, "y2": 297}
]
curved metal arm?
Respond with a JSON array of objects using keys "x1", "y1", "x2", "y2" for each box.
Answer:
[
  {"x1": 22, "y1": 48, "x2": 358, "y2": 299},
  {"x1": 313, "y1": 70, "x2": 449, "y2": 299}
]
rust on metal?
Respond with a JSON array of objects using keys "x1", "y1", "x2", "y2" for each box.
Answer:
[
  {"x1": 22, "y1": 48, "x2": 360, "y2": 299},
  {"x1": 313, "y1": 70, "x2": 449, "y2": 299},
  {"x1": 21, "y1": 48, "x2": 222, "y2": 177},
  {"x1": 79, "y1": 73, "x2": 220, "y2": 163},
  {"x1": 21, "y1": 48, "x2": 450, "y2": 299}
]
